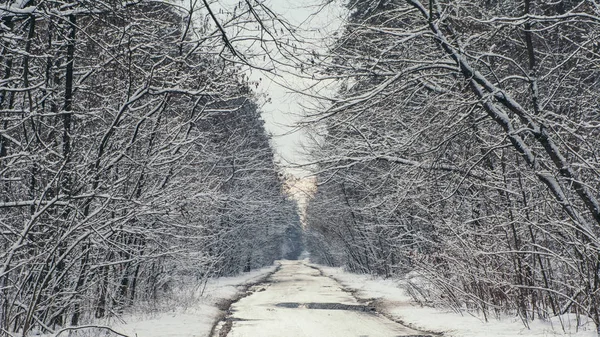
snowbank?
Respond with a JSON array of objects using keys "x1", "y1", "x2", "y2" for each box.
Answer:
[
  {"x1": 74, "y1": 265, "x2": 278, "y2": 337},
  {"x1": 314, "y1": 264, "x2": 597, "y2": 337}
]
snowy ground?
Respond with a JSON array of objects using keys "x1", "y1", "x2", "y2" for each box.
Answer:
[
  {"x1": 315, "y1": 263, "x2": 597, "y2": 337},
  {"x1": 215, "y1": 260, "x2": 422, "y2": 337},
  {"x1": 107, "y1": 265, "x2": 277, "y2": 337},
  {"x1": 38, "y1": 260, "x2": 597, "y2": 337}
]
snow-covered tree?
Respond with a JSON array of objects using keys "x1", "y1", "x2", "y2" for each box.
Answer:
[
  {"x1": 0, "y1": 1, "x2": 299, "y2": 334},
  {"x1": 306, "y1": 0, "x2": 600, "y2": 332}
]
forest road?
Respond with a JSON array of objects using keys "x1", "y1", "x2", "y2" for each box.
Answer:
[{"x1": 215, "y1": 260, "x2": 430, "y2": 337}]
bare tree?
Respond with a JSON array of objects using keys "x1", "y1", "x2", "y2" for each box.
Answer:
[
  {"x1": 305, "y1": 0, "x2": 600, "y2": 333},
  {"x1": 0, "y1": 1, "x2": 299, "y2": 335}
]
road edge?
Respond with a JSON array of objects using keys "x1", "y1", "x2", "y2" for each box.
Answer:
[
  {"x1": 305, "y1": 262, "x2": 445, "y2": 337},
  {"x1": 209, "y1": 262, "x2": 282, "y2": 337}
]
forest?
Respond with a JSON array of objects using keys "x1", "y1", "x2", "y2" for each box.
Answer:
[
  {"x1": 2, "y1": 0, "x2": 600, "y2": 336},
  {"x1": 305, "y1": 0, "x2": 600, "y2": 333},
  {"x1": 0, "y1": 1, "x2": 301, "y2": 335}
]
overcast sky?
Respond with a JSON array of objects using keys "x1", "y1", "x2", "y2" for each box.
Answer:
[
  {"x1": 191, "y1": 0, "x2": 346, "y2": 176},
  {"x1": 246, "y1": 0, "x2": 345, "y2": 177}
]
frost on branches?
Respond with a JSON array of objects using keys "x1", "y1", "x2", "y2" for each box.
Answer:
[
  {"x1": 0, "y1": 1, "x2": 300, "y2": 335},
  {"x1": 304, "y1": 0, "x2": 600, "y2": 334}
]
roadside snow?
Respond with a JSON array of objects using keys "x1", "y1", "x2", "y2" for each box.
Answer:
[
  {"x1": 108, "y1": 265, "x2": 277, "y2": 337},
  {"x1": 314, "y1": 264, "x2": 597, "y2": 337}
]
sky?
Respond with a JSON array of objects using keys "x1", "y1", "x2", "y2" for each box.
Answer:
[
  {"x1": 226, "y1": 0, "x2": 347, "y2": 210},
  {"x1": 242, "y1": 0, "x2": 346, "y2": 177},
  {"x1": 187, "y1": 0, "x2": 346, "y2": 203},
  {"x1": 188, "y1": 0, "x2": 347, "y2": 177}
]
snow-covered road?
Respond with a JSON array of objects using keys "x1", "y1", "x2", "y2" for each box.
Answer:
[{"x1": 216, "y1": 260, "x2": 427, "y2": 337}]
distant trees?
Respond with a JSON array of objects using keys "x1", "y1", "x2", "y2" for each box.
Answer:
[
  {"x1": 188, "y1": 98, "x2": 301, "y2": 276},
  {"x1": 0, "y1": 1, "x2": 298, "y2": 335},
  {"x1": 306, "y1": 0, "x2": 600, "y2": 332}
]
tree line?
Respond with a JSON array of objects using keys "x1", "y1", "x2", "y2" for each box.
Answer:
[
  {"x1": 0, "y1": 1, "x2": 300, "y2": 335},
  {"x1": 305, "y1": 0, "x2": 600, "y2": 333}
]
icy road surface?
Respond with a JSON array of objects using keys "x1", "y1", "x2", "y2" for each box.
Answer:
[{"x1": 218, "y1": 260, "x2": 428, "y2": 337}]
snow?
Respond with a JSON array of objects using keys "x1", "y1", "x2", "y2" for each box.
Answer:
[
  {"x1": 219, "y1": 260, "x2": 422, "y2": 337},
  {"x1": 314, "y1": 263, "x2": 597, "y2": 337},
  {"x1": 31, "y1": 261, "x2": 597, "y2": 337},
  {"x1": 0, "y1": 0, "x2": 36, "y2": 18},
  {"x1": 79, "y1": 265, "x2": 276, "y2": 337}
]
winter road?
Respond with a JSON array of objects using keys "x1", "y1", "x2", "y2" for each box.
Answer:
[{"x1": 214, "y1": 260, "x2": 429, "y2": 337}]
